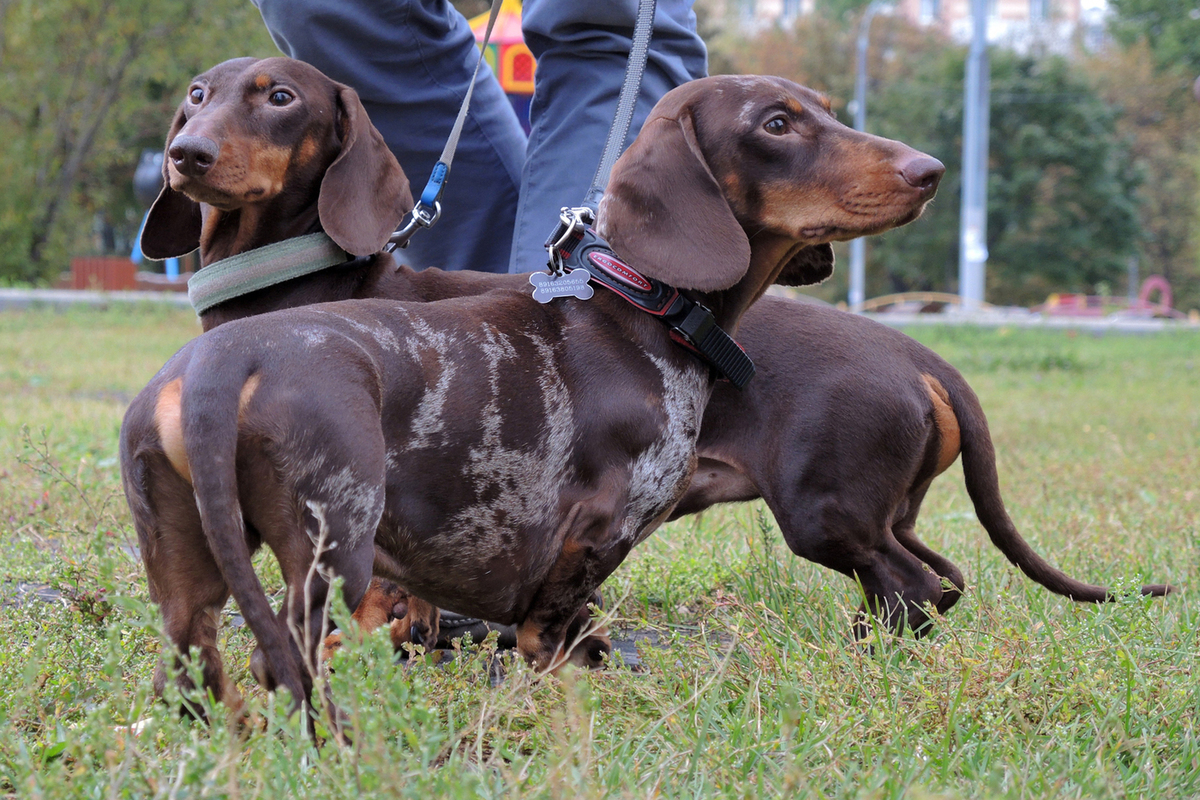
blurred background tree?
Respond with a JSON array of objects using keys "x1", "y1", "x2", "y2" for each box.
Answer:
[
  {"x1": 1, "y1": 0, "x2": 1197, "y2": 313},
  {"x1": 1107, "y1": 0, "x2": 1200, "y2": 75},
  {"x1": 1087, "y1": 29, "x2": 1200, "y2": 311},
  {"x1": 705, "y1": 0, "x2": 1199, "y2": 311},
  {"x1": 0, "y1": 0, "x2": 276, "y2": 284}
]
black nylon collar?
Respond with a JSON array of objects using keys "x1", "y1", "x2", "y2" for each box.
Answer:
[{"x1": 549, "y1": 224, "x2": 755, "y2": 390}]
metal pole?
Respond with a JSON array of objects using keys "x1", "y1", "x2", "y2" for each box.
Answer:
[
  {"x1": 958, "y1": 0, "x2": 990, "y2": 310},
  {"x1": 849, "y1": 0, "x2": 887, "y2": 312}
]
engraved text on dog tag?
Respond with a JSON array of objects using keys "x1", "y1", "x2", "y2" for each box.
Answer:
[{"x1": 529, "y1": 268, "x2": 595, "y2": 304}]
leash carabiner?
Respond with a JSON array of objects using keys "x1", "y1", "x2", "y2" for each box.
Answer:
[
  {"x1": 385, "y1": 200, "x2": 442, "y2": 253},
  {"x1": 545, "y1": 206, "x2": 595, "y2": 276},
  {"x1": 539, "y1": 0, "x2": 655, "y2": 275}
]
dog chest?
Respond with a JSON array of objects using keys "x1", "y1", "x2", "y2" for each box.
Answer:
[{"x1": 369, "y1": 321, "x2": 710, "y2": 618}]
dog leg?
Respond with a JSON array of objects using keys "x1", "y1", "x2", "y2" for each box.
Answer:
[
  {"x1": 771, "y1": 496, "x2": 945, "y2": 639},
  {"x1": 248, "y1": 534, "x2": 374, "y2": 732},
  {"x1": 129, "y1": 455, "x2": 240, "y2": 715},
  {"x1": 849, "y1": 537, "x2": 948, "y2": 640},
  {"x1": 558, "y1": 591, "x2": 611, "y2": 669},
  {"x1": 321, "y1": 577, "x2": 408, "y2": 659},
  {"x1": 890, "y1": 486, "x2": 965, "y2": 622},
  {"x1": 513, "y1": 499, "x2": 624, "y2": 673}
]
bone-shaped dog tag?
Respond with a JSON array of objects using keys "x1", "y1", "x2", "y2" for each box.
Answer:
[{"x1": 529, "y1": 268, "x2": 594, "y2": 304}]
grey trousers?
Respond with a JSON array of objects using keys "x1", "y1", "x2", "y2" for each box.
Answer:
[{"x1": 251, "y1": 0, "x2": 707, "y2": 274}]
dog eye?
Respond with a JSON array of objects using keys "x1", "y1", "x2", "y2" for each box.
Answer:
[
  {"x1": 188, "y1": 87, "x2": 204, "y2": 105},
  {"x1": 764, "y1": 117, "x2": 788, "y2": 135},
  {"x1": 268, "y1": 90, "x2": 294, "y2": 107}
]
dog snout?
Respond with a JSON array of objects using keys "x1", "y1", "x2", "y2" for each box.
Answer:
[
  {"x1": 169, "y1": 134, "x2": 220, "y2": 177},
  {"x1": 898, "y1": 155, "x2": 945, "y2": 194}
]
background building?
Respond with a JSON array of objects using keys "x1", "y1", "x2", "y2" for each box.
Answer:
[{"x1": 712, "y1": 0, "x2": 1109, "y2": 54}]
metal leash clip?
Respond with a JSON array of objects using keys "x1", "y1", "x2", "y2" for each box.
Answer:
[
  {"x1": 545, "y1": 206, "x2": 595, "y2": 277},
  {"x1": 386, "y1": 200, "x2": 442, "y2": 253}
]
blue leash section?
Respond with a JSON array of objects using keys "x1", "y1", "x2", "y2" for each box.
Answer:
[{"x1": 387, "y1": 0, "x2": 504, "y2": 252}]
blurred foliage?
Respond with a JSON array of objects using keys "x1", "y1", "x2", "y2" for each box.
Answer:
[
  {"x1": 1, "y1": 0, "x2": 1198, "y2": 312},
  {"x1": 0, "y1": 0, "x2": 277, "y2": 284},
  {"x1": 710, "y1": 6, "x2": 1199, "y2": 311},
  {"x1": 1085, "y1": 41, "x2": 1200, "y2": 312},
  {"x1": 1107, "y1": 0, "x2": 1200, "y2": 76}
]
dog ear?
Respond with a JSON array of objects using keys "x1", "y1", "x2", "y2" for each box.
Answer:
[
  {"x1": 319, "y1": 85, "x2": 414, "y2": 257},
  {"x1": 600, "y1": 110, "x2": 751, "y2": 292},
  {"x1": 140, "y1": 103, "x2": 202, "y2": 260},
  {"x1": 774, "y1": 243, "x2": 834, "y2": 286}
]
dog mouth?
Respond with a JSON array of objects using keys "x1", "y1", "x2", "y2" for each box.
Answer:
[
  {"x1": 821, "y1": 187, "x2": 936, "y2": 240},
  {"x1": 800, "y1": 197, "x2": 932, "y2": 243},
  {"x1": 169, "y1": 170, "x2": 271, "y2": 209}
]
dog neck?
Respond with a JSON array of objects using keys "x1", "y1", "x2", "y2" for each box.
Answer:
[
  {"x1": 192, "y1": 200, "x2": 384, "y2": 332},
  {"x1": 197, "y1": 197, "x2": 322, "y2": 266},
  {"x1": 189, "y1": 186, "x2": 413, "y2": 332},
  {"x1": 698, "y1": 233, "x2": 811, "y2": 337}
]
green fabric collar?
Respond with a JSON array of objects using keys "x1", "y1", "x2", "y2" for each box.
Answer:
[{"x1": 187, "y1": 232, "x2": 350, "y2": 314}]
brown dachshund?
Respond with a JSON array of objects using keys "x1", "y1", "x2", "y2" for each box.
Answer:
[
  {"x1": 121, "y1": 58, "x2": 943, "y2": 711},
  {"x1": 353, "y1": 289, "x2": 1179, "y2": 651}
]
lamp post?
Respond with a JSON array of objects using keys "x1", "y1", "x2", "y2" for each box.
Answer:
[
  {"x1": 848, "y1": 0, "x2": 890, "y2": 312},
  {"x1": 958, "y1": 0, "x2": 991, "y2": 310}
]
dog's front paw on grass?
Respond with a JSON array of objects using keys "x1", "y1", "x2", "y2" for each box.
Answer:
[{"x1": 567, "y1": 629, "x2": 612, "y2": 670}]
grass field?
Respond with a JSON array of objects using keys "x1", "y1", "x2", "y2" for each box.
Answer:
[{"x1": 1, "y1": 304, "x2": 1197, "y2": 799}]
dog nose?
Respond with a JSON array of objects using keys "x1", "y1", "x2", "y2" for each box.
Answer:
[
  {"x1": 168, "y1": 134, "x2": 220, "y2": 177},
  {"x1": 899, "y1": 155, "x2": 945, "y2": 192}
]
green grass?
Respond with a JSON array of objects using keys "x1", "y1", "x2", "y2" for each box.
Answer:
[{"x1": 1, "y1": 307, "x2": 1197, "y2": 798}]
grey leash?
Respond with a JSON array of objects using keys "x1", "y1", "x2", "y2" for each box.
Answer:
[
  {"x1": 582, "y1": 0, "x2": 658, "y2": 213},
  {"x1": 546, "y1": 0, "x2": 658, "y2": 276}
]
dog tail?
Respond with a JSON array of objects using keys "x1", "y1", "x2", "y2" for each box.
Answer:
[
  {"x1": 179, "y1": 349, "x2": 308, "y2": 700},
  {"x1": 932, "y1": 360, "x2": 1173, "y2": 602}
]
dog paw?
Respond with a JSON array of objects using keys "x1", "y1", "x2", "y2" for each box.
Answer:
[
  {"x1": 389, "y1": 597, "x2": 441, "y2": 655},
  {"x1": 320, "y1": 631, "x2": 345, "y2": 662},
  {"x1": 565, "y1": 629, "x2": 611, "y2": 670},
  {"x1": 410, "y1": 620, "x2": 432, "y2": 650}
]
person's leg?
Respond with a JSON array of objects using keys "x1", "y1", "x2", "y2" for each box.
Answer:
[
  {"x1": 510, "y1": 0, "x2": 708, "y2": 274},
  {"x1": 251, "y1": 0, "x2": 527, "y2": 273}
]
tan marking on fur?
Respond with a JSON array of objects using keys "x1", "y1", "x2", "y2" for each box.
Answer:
[
  {"x1": 296, "y1": 135, "x2": 320, "y2": 168},
  {"x1": 722, "y1": 172, "x2": 742, "y2": 198},
  {"x1": 238, "y1": 373, "x2": 261, "y2": 424},
  {"x1": 153, "y1": 374, "x2": 258, "y2": 486},
  {"x1": 204, "y1": 139, "x2": 291, "y2": 202},
  {"x1": 154, "y1": 378, "x2": 191, "y2": 483},
  {"x1": 785, "y1": 97, "x2": 805, "y2": 116},
  {"x1": 255, "y1": 73, "x2": 271, "y2": 89},
  {"x1": 559, "y1": 536, "x2": 587, "y2": 559},
  {"x1": 516, "y1": 621, "x2": 546, "y2": 660},
  {"x1": 922, "y1": 374, "x2": 961, "y2": 475},
  {"x1": 248, "y1": 143, "x2": 291, "y2": 198}
]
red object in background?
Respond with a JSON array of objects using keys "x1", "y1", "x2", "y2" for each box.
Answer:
[
  {"x1": 470, "y1": 0, "x2": 535, "y2": 133},
  {"x1": 69, "y1": 256, "x2": 137, "y2": 291}
]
